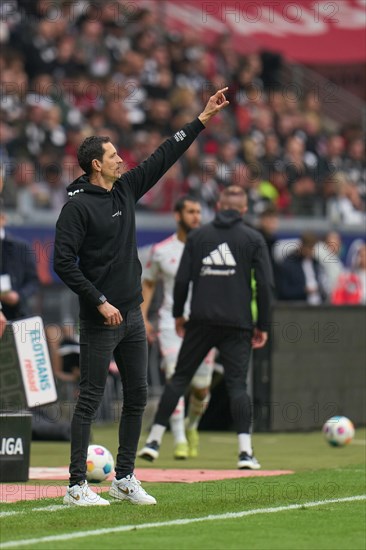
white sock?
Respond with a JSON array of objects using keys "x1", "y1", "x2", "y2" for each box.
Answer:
[
  {"x1": 147, "y1": 424, "x2": 166, "y2": 445},
  {"x1": 169, "y1": 396, "x2": 187, "y2": 444},
  {"x1": 187, "y1": 393, "x2": 210, "y2": 430},
  {"x1": 238, "y1": 433, "x2": 253, "y2": 455}
]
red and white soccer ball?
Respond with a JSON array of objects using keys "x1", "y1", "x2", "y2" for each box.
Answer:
[
  {"x1": 86, "y1": 444, "x2": 114, "y2": 482},
  {"x1": 322, "y1": 416, "x2": 355, "y2": 447}
]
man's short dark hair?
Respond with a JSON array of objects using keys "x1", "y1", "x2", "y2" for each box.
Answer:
[
  {"x1": 77, "y1": 136, "x2": 111, "y2": 175},
  {"x1": 174, "y1": 195, "x2": 200, "y2": 214}
]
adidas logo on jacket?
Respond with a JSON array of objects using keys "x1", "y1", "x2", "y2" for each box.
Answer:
[{"x1": 173, "y1": 209, "x2": 274, "y2": 331}]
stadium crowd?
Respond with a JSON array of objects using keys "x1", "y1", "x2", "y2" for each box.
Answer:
[{"x1": 0, "y1": 0, "x2": 365, "y2": 224}]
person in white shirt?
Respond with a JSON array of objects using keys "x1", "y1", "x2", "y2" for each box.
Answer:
[
  {"x1": 316, "y1": 231, "x2": 344, "y2": 299},
  {"x1": 139, "y1": 196, "x2": 214, "y2": 461},
  {"x1": 277, "y1": 232, "x2": 326, "y2": 304}
]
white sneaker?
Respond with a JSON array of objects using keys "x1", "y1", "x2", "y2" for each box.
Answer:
[
  {"x1": 64, "y1": 481, "x2": 110, "y2": 506},
  {"x1": 109, "y1": 475, "x2": 157, "y2": 505}
]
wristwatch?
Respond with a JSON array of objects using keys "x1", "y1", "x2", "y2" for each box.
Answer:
[{"x1": 98, "y1": 295, "x2": 107, "y2": 305}]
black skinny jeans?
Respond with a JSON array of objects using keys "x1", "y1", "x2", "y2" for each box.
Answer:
[
  {"x1": 154, "y1": 322, "x2": 253, "y2": 434},
  {"x1": 69, "y1": 306, "x2": 147, "y2": 486}
]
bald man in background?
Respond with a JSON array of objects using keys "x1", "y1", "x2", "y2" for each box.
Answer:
[{"x1": 139, "y1": 186, "x2": 273, "y2": 469}]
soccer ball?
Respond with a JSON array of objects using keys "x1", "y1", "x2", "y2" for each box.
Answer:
[
  {"x1": 86, "y1": 444, "x2": 114, "y2": 482},
  {"x1": 322, "y1": 416, "x2": 355, "y2": 447}
]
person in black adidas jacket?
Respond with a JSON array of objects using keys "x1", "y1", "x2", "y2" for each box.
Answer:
[
  {"x1": 54, "y1": 88, "x2": 229, "y2": 506},
  {"x1": 139, "y1": 186, "x2": 273, "y2": 470}
]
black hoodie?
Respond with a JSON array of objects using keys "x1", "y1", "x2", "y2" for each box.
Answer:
[
  {"x1": 173, "y1": 209, "x2": 274, "y2": 330},
  {"x1": 54, "y1": 118, "x2": 204, "y2": 322}
]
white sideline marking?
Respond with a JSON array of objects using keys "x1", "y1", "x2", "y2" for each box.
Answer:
[
  {"x1": 35, "y1": 505, "x2": 66, "y2": 513},
  {"x1": 0, "y1": 505, "x2": 65, "y2": 519},
  {"x1": 1, "y1": 495, "x2": 365, "y2": 548}
]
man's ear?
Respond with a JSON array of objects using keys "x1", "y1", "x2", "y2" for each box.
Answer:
[{"x1": 92, "y1": 159, "x2": 102, "y2": 172}]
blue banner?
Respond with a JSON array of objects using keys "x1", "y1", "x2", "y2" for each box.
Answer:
[{"x1": 8, "y1": 226, "x2": 365, "y2": 285}]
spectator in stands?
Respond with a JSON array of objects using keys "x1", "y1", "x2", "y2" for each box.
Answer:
[
  {"x1": 103, "y1": 99, "x2": 132, "y2": 145},
  {"x1": 301, "y1": 111, "x2": 323, "y2": 156},
  {"x1": 185, "y1": 157, "x2": 220, "y2": 220},
  {"x1": 291, "y1": 175, "x2": 320, "y2": 217},
  {"x1": 317, "y1": 231, "x2": 345, "y2": 299},
  {"x1": 318, "y1": 134, "x2": 345, "y2": 180},
  {"x1": 259, "y1": 131, "x2": 282, "y2": 181},
  {"x1": 256, "y1": 205, "x2": 280, "y2": 295},
  {"x1": 0, "y1": 53, "x2": 28, "y2": 128},
  {"x1": 342, "y1": 138, "x2": 365, "y2": 203},
  {"x1": 353, "y1": 243, "x2": 366, "y2": 304},
  {"x1": 268, "y1": 163, "x2": 292, "y2": 214},
  {"x1": 215, "y1": 140, "x2": 241, "y2": 187},
  {"x1": 257, "y1": 205, "x2": 279, "y2": 262},
  {"x1": 240, "y1": 136, "x2": 259, "y2": 166},
  {"x1": 76, "y1": 19, "x2": 112, "y2": 78},
  {"x1": 34, "y1": 157, "x2": 67, "y2": 215},
  {"x1": 11, "y1": 159, "x2": 52, "y2": 218},
  {"x1": 331, "y1": 241, "x2": 366, "y2": 305},
  {"x1": 282, "y1": 135, "x2": 317, "y2": 189},
  {"x1": 246, "y1": 167, "x2": 277, "y2": 215},
  {"x1": 52, "y1": 35, "x2": 81, "y2": 80},
  {"x1": 325, "y1": 172, "x2": 366, "y2": 225},
  {"x1": 277, "y1": 232, "x2": 326, "y2": 305},
  {"x1": 0, "y1": 124, "x2": 17, "y2": 208},
  {"x1": 1, "y1": 2, "x2": 364, "y2": 222},
  {"x1": 0, "y1": 211, "x2": 39, "y2": 320},
  {"x1": 214, "y1": 34, "x2": 240, "y2": 81},
  {"x1": 276, "y1": 112, "x2": 298, "y2": 146}
]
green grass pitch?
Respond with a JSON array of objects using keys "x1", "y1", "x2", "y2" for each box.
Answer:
[{"x1": 0, "y1": 426, "x2": 365, "y2": 549}]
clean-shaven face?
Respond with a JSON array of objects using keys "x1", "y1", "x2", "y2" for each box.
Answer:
[{"x1": 100, "y1": 142, "x2": 124, "y2": 183}]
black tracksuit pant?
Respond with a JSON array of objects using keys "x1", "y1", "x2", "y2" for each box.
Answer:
[
  {"x1": 69, "y1": 306, "x2": 147, "y2": 486},
  {"x1": 154, "y1": 322, "x2": 252, "y2": 433}
]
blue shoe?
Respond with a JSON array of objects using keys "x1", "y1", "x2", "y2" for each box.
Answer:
[
  {"x1": 138, "y1": 440, "x2": 160, "y2": 462},
  {"x1": 237, "y1": 452, "x2": 261, "y2": 470}
]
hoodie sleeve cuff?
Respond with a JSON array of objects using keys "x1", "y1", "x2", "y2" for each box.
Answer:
[{"x1": 193, "y1": 117, "x2": 206, "y2": 131}]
